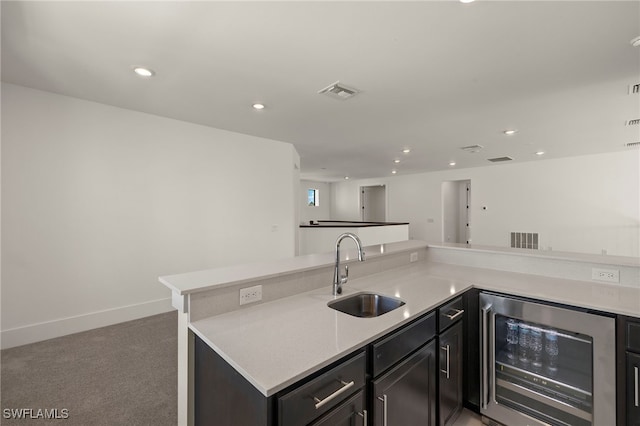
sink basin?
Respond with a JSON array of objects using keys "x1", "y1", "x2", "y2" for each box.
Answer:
[{"x1": 328, "y1": 293, "x2": 405, "y2": 318}]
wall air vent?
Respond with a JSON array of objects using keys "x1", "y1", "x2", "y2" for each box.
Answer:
[
  {"x1": 511, "y1": 232, "x2": 539, "y2": 249},
  {"x1": 487, "y1": 156, "x2": 513, "y2": 162},
  {"x1": 626, "y1": 141, "x2": 640, "y2": 148},
  {"x1": 629, "y1": 83, "x2": 640, "y2": 95},
  {"x1": 318, "y1": 81, "x2": 360, "y2": 100},
  {"x1": 460, "y1": 144, "x2": 484, "y2": 153},
  {"x1": 626, "y1": 118, "x2": 640, "y2": 126}
]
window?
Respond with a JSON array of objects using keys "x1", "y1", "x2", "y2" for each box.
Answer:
[{"x1": 308, "y1": 189, "x2": 319, "y2": 206}]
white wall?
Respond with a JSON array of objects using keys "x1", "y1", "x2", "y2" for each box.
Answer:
[
  {"x1": 331, "y1": 151, "x2": 640, "y2": 257},
  {"x1": 1, "y1": 83, "x2": 299, "y2": 348},
  {"x1": 299, "y1": 180, "x2": 332, "y2": 224}
]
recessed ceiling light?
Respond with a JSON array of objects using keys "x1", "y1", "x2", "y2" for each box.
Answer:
[
  {"x1": 535, "y1": 151, "x2": 545, "y2": 156},
  {"x1": 460, "y1": 0, "x2": 475, "y2": 3},
  {"x1": 449, "y1": 162, "x2": 456, "y2": 166},
  {"x1": 133, "y1": 67, "x2": 154, "y2": 77},
  {"x1": 402, "y1": 148, "x2": 411, "y2": 154},
  {"x1": 631, "y1": 36, "x2": 640, "y2": 47},
  {"x1": 391, "y1": 170, "x2": 397, "y2": 174},
  {"x1": 503, "y1": 129, "x2": 518, "y2": 136},
  {"x1": 393, "y1": 159, "x2": 401, "y2": 164},
  {"x1": 252, "y1": 103, "x2": 265, "y2": 110},
  {"x1": 344, "y1": 176, "x2": 350, "y2": 180}
]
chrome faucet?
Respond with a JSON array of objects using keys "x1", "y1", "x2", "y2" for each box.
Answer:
[{"x1": 333, "y1": 232, "x2": 365, "y2": 295}]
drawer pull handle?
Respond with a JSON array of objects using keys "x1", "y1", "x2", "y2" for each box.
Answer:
[
  {"x1": 357, "y1": 409, "x2": 367, "y2": 425},
  {"x1": 635, "y1": 366, "x2": 639, "y2": 407},
  {"x1": 444, "y1": 308, "x2": 464, "y2": 321},
  {"x1": 313, "y1": 380, "x2": 355, "y2": 409},
  {"x1": 440, "y1": 345, "x2": 451, "y2": 379}
]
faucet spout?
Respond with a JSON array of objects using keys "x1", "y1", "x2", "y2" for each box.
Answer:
[{"x1": 333, "y1": 232, "x2": 366, "y2": 296}]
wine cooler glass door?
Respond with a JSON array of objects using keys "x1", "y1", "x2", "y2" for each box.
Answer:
[{"x1": 480, "y1": 292, "x2": 616, "y2": 426}]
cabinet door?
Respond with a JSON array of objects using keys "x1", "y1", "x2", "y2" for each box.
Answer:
[
  {"x1": 439, "y1": 321, "x2": 463, "y2": 426},
  {"x1": 373, "y1": 340, "x2": 436, "y2": 426},
  {"x1": 628, "y1": 352, "x2": 640, "y2": 426},
  {"x1": 310, "y1": 390, "x2": 366, "y2": 426}
]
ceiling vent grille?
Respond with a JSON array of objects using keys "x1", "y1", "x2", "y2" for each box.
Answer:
[
  {"x1": 626, "y1": 141, "x2": 640, "y2": 148},
  {"x1": 629, "y1": 83, "x2": 640, "y2": 95},
  {"x1": 460, "y1": 144, "x2": 484, "y2": 153},
  {"x1": 487, "y1": 156, "x2": 513, "y2": 162},
  {"x1": 318, "y1": 81, "x2": 359, "y2": 100},
  {"x1": 626, "y1": 118, "x2": 640, "y2": 126}
]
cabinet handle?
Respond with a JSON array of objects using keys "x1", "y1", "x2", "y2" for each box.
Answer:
[
  {"x1": 378, "y1": 394, "x2": 388, "y2": 426},
  {"x1": 635, "y1": 366, "x2": 639, "y2": 407},
  {"x1": 440, "y1": 345, "x2": 450, "y2": 379},
  {"x1": 357, "y1": 409, "x2": 367, "y2": 425},
  {"x1": 444, "y1": 308, "x2": 464, "y2": 321},
  {"x1": 313, "y1": 380, "x2": 354, "y2": 409}
]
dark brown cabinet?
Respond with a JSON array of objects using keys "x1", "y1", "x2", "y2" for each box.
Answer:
[
  {"x1": 193, "y1": 296, "x2": 465, "y2": 426},
  {"x1": 438, "y1": 297, "x2": 464, "y2": 426},
  {"x1": 372, "y1": 341, "x2": 437, "y2": 425},
  {"x1": 439, "y1": 321, "x2": 463, "y2": 426},
  {"x1": 626, "y1": 352, "x2": 640, "y2": 425},
  {"x1": 625, "y1": 317, "x2": 640, "y2": 426}
]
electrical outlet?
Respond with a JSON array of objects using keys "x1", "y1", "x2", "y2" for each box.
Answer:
[
  {"x1": 410, "y1": 252, "x2": 418, "y2": 262},
  {"x1": 239, "y1": 285, "x2": 262, "y2": 305},
  {"x1": 591, "y1": 268, "x2": 620, "y2": 283}
]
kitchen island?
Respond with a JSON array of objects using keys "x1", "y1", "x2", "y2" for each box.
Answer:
[{"x1": 160, "y1": 240, "x2": 640, "y2": 426}]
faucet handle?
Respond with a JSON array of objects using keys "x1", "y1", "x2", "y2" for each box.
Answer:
[{"x1": 340, "y1": 265, "x2": 349, "y2": 285}]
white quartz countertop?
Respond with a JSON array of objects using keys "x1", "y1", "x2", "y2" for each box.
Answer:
[{"x1": 189, "y1": 260, "x2": 640, "y2": 397}]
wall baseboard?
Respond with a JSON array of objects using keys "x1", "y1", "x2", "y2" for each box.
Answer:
[{"x1": 0, "y1": 297, "x2": 173, "y2": 350}]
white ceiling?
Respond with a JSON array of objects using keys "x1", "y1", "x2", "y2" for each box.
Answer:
[{"x1": 2, "y1": 1, "x2": 639, "y2": 181}]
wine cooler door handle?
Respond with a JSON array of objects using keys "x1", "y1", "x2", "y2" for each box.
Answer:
[
  {"x1": 481, "y1": 304, "x2": 492, "y2": 410},
  {"x1": 378, "y1": 394, "x2": 388, "y2": 426},
  {"x1": 489, "y1": 310, "x2": 497, "y2": 404}
]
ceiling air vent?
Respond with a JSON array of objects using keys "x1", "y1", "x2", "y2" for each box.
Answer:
[
  {"x1": 460, "y1": 144, "x2": 484, "y2": 153},
  {"x1": 318, "y1": 81, "x2": 360, "y2": 100},
  {"x1": 626, "y1": 118, "x2": 640, "y2": 126},
  {"x1": 487, "y1": 156, "x2": 513, "y2": 162},
  {"x1": 626, "y1": 142, "x2": 640, "y2": 148},
  {"x1": 629, "y1": 83, "x2": 640, "y2": 95}
]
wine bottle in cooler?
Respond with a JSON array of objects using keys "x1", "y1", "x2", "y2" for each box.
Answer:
[
  {"x1": 518, "y1": 323, "x2": 530, "y2": 367},
  {"x1": 505, "y1": 318, "x2": 518, "y2": 364},
  {"x1": 530, "y1": 326, "x2": 543, "y2": 371},
  {"x1": 545, "y1": 329, "x2": 559, "y2": 376}
]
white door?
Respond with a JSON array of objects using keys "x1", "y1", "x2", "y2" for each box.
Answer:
[{"x1": 361, "y1": 185, "x2": 386, "y2": 222}]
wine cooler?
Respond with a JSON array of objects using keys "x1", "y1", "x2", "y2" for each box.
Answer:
[{"x1": 479, "y1": 292, "x2": 616, "y2": 426}]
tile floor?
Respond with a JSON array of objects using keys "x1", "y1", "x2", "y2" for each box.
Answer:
[{"x1": 453, "y1": 409, "x2": 484, "y2": 426}]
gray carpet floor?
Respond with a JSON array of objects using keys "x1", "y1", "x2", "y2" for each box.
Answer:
[{"x1": 1, "y1": 311, "x2": 177, "y2": 425}]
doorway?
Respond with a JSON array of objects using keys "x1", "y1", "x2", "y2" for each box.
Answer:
[
  {"x1": 441, "y1": 180, "x2": 471, "y2": 244},
  {"x1": 360, "y1": 185, "x2": 386, "y2": 222}
]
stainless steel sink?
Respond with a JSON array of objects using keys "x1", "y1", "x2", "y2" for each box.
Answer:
[{"x1": 328, "y1": 292, "x2": 405, "y2": 318}]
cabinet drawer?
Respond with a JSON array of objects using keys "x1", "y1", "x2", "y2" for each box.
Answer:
[
  {"x1": 438, "y1": 297, "x2": 464, "y2": 332},
  {"x1": 627, "y1": 320, "x2": 640, "y2": 352},
  {"x1": 372, "y1": 312, "x2": 436, "y2": 377},
  {"x1": 278, "y1": 351, "x2": 366, "y2": 426}
]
